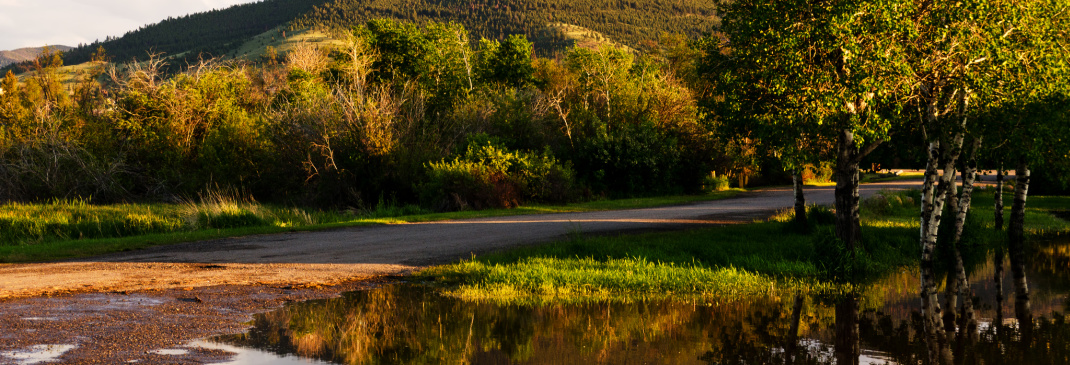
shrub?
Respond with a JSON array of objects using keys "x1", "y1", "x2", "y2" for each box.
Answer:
[
  {"x1": 419, "y1": 139, "x2": 575, "y2": 210},
  {"x1": 572, "y1": 123, "x2": 682, "y2": 196},
  {"x1": 802, "y1": 162, "x2": 835, "y2": 184},
  {"x1": 860, "y1": 190, "x2": 919, "y2": 218},
  {"x1": 702, "y1": 173, "x2": 731, "y2": 193}
]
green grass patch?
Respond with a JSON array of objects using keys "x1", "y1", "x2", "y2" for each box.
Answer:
[
  {"x1": 417, "y1": 189, "x2": 1070, "y2": 303},
  {"x1": 0, "y1": 190, "x2": 742, "y2": 263},
  {"x1": 419, "y1": 256, "x2": 783, "y2": 304}
]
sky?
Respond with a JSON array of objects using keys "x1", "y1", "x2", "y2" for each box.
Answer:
[{"x1": 0, "y1": 0, "x2": 262, "y2": 51}]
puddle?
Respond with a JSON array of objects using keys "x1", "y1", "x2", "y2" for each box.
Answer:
[
  {"x1": 189, "y1": 341, "x2": 335, "y2": 365},
  {"x1": 202, "y1": 238, "x2": 1070, "y2": 364},
  {"x1": 0, "y1": 344, "x2": 77, "y2": 364},
  {"x1": 147, "y1": 349, "x2": 189, "y2": 356}
]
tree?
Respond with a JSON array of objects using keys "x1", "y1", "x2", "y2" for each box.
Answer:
[
  {"x1": 0, "y1": 71, "x2": 27, "y2": 140},
  {"x1": 363, "y1": 19, "x2": 474, "y2": 119},
  {"x1": 477, "y1": 35, "x2": 536, "y2": 88},
  {"x1": 704, "y1": 0, "x2": 905, "y2": 251},
  {"x1": 885, "y1": 0, "x2": 1070, "y2": 362}
]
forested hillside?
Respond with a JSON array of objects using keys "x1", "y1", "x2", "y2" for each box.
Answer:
[
  {"x1": 293, "y1": 0, "x2": 720, "y2": 53},
  {"x1": 2, "y1": 0, "x2": 717, "y2": 74}
]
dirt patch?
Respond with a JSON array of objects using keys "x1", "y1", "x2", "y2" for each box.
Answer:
[
  {"x1": 0, "y1": 262, "x2": 414, "y2": 300},
  {"x1": 0, "y1": 279, "x2": 387, "y2": 364}
]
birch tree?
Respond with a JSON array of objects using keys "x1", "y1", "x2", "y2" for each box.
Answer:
[
  {"x1": 705, "y1": 0, "x2": 906, "y2": 249},
  {"x1": 895, "y1": 0, "x2": 1070, "y2": 362}
]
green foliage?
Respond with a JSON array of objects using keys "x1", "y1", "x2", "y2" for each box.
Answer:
[
  {"x1": 771, "y1": 204, "x2": 837, "y2": 234},
  {"x1": 419, "y1": 137, "x2": 575, "y2": 210},
  {"x1": 810, "y1": 227, "x2": 906, "y2": 284},
  {"x1": 477, "y1": 35, "x2": 536, "y2": 88},
  {"x1": 860, "y1": 190, "x2": 920, "y2": 218},
  {"x1": 702, "y1": 174, "x2": 731, "y2": 193},
  {"x1": 573, "y1": 123, "x2": 681, "y2": 196},
  {"x1": 5, "y1": 17, "x2": 723, "y2": 205},
  {"x1": 363, "y1": 19, "x2": 473, "y2": 115}
]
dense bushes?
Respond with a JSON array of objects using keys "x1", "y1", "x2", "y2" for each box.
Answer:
[
  {"x1": 573, "y1": 124, "x2": 682, "y2": 196},
  {"x1": 419, "y1": 138, "x2": 575, "y2": 210},
  {"x1": 0, "y1": 20, "x2": 728, "y2": 209}
]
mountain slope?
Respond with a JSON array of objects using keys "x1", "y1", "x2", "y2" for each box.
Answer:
[
  {"x1": 3, "y1": 0, "x2": 718, "y2": 74},
  {"x1": 0, "y1": 46, "x2": 73, "y2": 68},
  {"x1": 0, "y1": 0, "x2": 330, "y2": 74},
  {"x1": 294, "y1": 0, "x2": 720, "y2": 53}
]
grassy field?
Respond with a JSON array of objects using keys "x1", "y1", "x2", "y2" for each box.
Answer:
[
  {"x1": 226, "y1": 27, "x2": 343, "y2": 61},
  {"x1": 545, "y1": 22, "x2": 635, "y2": 52},
  {"x1": 0, "y1": 189, "x2": 743, "y2": 263},
  {"x1": 416, "y1": 188, "x2": 1070, "y2": 303}
]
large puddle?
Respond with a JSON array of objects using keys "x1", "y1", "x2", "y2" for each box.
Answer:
[{"x1": 203, "y1": 237, "x2": 1070, "y2": 364}]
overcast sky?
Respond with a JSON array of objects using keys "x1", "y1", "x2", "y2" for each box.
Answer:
[{"x1": 0, "y1": 0, "x2": 262, "y2": 51}]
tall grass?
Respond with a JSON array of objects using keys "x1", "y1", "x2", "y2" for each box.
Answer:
[
  {"x1": 0, "y1": 199, "x2": 185, "y2": 246},
  {"x1": 0, "y1": 191, "x2": 359, "y2": 247}
]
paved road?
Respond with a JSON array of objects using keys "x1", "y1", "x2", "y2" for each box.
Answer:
[{"x1": 0, "y1": 179, "x2": 933, "y2": 298}]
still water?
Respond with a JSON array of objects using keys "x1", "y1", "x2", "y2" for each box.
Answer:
[{"x1": 206, "y1": 238, "x2": 1070, "y2": 364}]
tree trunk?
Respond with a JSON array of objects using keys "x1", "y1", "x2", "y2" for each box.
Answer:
[
  {"x1": 943, "y1": 272, "x2": 958, "y2": 334},
  {"x1": 941, "y1": 164, "x2": 960, "y2": 335},
  {"x1": 995, "y1": 163, "x2": 1005, "y2": 231},
  {"x1": 1008, "y1": 158, "x2": 1032, "y2": 342},
  {"x1": 919, "y1": 136, "x2": 960, "y2": 365},
  {"x1": 994, "y1": 247, "x2": 1005, "y2": 337},
  {"x1": 793, "y1": 168, "x2": 808, "y2": 227},
  {"x1": 834, "y1": 295, "x2": 860, "y2": 365},
  {"x1": 785, "y1": 292, "x2": 805, "y2": 364},
  {"x1": 835, "y1": 129, "x2": 862, "y2": 253},
  {"x1": 948, "y1": 138, "x2": 982, "y2": 343},
  {"x1": 952, "y1": 247, "x2": 979, "y2": 361},
  {"x1": 953, "y1": 137, "x2": 981, "y2": 243}
]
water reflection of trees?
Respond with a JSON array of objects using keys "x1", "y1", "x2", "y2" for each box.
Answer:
[
  {"x1": 216, "y1": 285, "x2": 805, "y2": 364},
  {"x1": 213, "y1": 239, "x2": 1070, "y2": 364}
]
